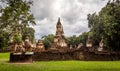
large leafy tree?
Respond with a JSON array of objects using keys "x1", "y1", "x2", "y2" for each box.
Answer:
[
  {"x1": 0, "y1": 0, "x2": 36, "y2": 33},
  {"x1": 87, "y1": 0, "x2": 120, "y2": 51},
  {"x1": 87, "y1": 13, "x2": 105, "y2": 45},
  {"x1": 0, "y1": 0, "x2": 36, "y2": 48}
]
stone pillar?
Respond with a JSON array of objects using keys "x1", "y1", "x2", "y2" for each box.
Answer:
[
  {"x1": 35, "y1": 40, "x2": 45, "y2": 51},
  {"x1": 98, "y1": 36, "x2": 104, "y2": 51},
  {"x1": 77, "y1": 43, "x2": 84, "y2": 49},
  {"x1": 86, "y1": 36, "x2": 92, "y2": 48},
  {"x1": 23, "y1": 36, "x2": 33, "y2": 52}
]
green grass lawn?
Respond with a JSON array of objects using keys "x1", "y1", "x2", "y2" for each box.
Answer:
[{"x1": 0, "y1": 53, "x2": 120, "y2": 71}]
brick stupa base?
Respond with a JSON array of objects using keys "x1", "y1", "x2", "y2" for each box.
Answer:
[{"x1": 10, "y1": 52, "x2": 34, "y2": 63}]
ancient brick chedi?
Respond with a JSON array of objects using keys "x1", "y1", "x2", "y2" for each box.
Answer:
[
  {"x1": 51, "y1": 18, "x2": 67, "y2": 49},
  {"x1": 35, "y1": 40, "x2": 45, "y2": 51}
]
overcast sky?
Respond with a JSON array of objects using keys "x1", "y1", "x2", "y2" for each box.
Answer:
[{"x1": 30, "y1": 0, "x2": 108, "y2": 40}]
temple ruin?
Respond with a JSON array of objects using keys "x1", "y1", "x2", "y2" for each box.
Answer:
[
  {"x1": 50, "y1": 18, "x2": 67, "y2": 49},
  {"x1": 8, "y1": 18, "x2": 120, "y2": 62}
]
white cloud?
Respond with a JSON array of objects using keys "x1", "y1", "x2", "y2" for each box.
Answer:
[{"x1": 30, "y1": 0, "x2": 108, "y2": 39}]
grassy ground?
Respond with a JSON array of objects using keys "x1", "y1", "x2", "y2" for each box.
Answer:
[{"x1": 0, "y1": 53, "x2": 120, "y2": 71}]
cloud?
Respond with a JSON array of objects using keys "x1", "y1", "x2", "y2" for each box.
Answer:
[{"x1": 30, "y1": 0, "x2": 108, "y2": 39}]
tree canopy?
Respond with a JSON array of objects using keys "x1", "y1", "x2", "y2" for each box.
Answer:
[
  {"x1": 0, "y1": 0, "x2": 36, "y2": 33},
  {"x1": 87, "y1": 0, "x2": 120, "y2": 51},
  {"x1": 42, "y1": 34, "x2": 54, "y2": 49},
  {"x1": 0, "y1": 0, "x2": 36, "y2": 48}
]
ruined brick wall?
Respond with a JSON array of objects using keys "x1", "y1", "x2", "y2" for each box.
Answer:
[
  {"x1": 33, "y1": 49, "x2": 79, "y2": 61},
  {"x1": 33, "y1": 48, "x2": 120, "y2": 61},
  {"x1": 3, "y1": 46, "x2": 120, "y2": 61}
]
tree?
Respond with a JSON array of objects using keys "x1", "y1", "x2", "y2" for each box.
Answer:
[
  {"x1": 67, "y1": 35, "x2": 79, "y2": 47},
  {"x1": 87, "y1": 13, "x2": 105, "y2": 45},
  {"x1": 13, "y1": 33, "x2": 22, "y2": 44},
  {"x1": 66, "y1": 32, "x2": 89, "y2": 48},
  {"x1": 87, "y1": 0, "x2": 120, "y2": 51},
  {"x1": 42, "y1": 34, "x2": 54, "y2": 49},
  {"x1": 0, "y1": 0, "x2": 36, "y2": 48},
  {"x1": 78, "y1": 32, "x2": 89, "y2": 45},
  {"x1": 0, "y1": 30, "x2": 9, "y2": 49},
  {"x1": 0, "y1": 0, "x2": 36, "y2": 35}
]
